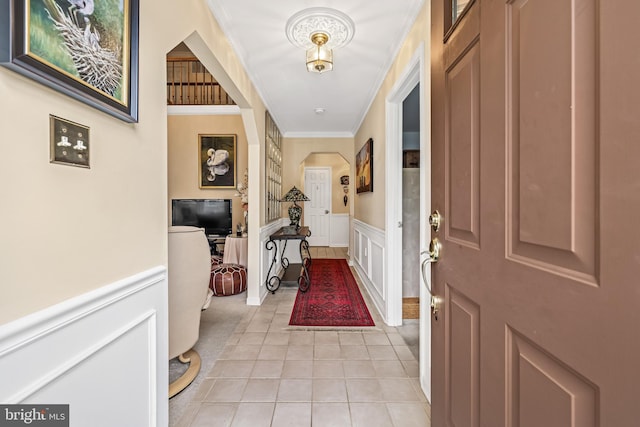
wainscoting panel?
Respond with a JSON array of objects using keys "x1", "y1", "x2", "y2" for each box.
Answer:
[
  {"x1": 0, "y1": 267, "x2": 168, "y2": 426},
  {"x1": 354, "y1": 229, "x2": 362, "y2": 265},
  {"x1": 352, "y1": 220, "x2": 386, "y2": 322},
  {"x1": 330, "y1": 214, "x2": 350, "y2": 247},
  {"x1": 255, "y1": 219, "x2": 289, "y2": 305}
]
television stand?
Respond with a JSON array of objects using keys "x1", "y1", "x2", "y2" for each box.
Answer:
[{"x1": 264, "y1": 226, "x2": 312, "y2": 293}]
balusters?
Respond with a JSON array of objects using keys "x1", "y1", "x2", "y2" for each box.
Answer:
[{"x1": 166, "y1": 58, "x2": 235, "y2": 106}]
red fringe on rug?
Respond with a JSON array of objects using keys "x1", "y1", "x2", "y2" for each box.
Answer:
[{"x1": 289, "y1": 259, "x2": 375, "y2": 327}]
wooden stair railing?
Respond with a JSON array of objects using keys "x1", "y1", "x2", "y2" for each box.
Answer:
[{"x1": 167, "y1": 57, "x2": 235, "y2": 106}]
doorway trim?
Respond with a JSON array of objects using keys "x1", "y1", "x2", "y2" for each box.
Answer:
[
  {"x1": 182, "y1": 32, "x2": 262, "y2": 305},
  {"x1": 384, "y1": 41, "x2": 431, "y2": 400}
]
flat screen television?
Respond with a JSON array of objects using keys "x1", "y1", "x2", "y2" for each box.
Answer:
[{"x1": 171, "y1": 199, "x2": 233, "y2": 237}]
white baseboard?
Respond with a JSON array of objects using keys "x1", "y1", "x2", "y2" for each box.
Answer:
[{"x1": 0, "y1": 267, "x2": 168, "y2": 426}]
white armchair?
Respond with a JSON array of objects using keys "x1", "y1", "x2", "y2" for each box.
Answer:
[{"x1": 168, "y1": 226, "x2": 212, "y2": 398}]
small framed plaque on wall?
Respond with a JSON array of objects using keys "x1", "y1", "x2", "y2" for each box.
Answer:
[{"x1": 50, "y1": 115, "x2": 90, "y2": 168}]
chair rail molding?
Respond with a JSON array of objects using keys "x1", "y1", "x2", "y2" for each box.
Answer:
[{"x1": 0, "y1": 267, "x2": 168, "y2": 426}]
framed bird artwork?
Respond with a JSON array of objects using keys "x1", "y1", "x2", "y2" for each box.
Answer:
[
  {"x1": 199, "y1": 134, "x2": 237, "y2": 189},
  {"x1": 0, "y1": 0, "x2": 140, "y2": 122}
]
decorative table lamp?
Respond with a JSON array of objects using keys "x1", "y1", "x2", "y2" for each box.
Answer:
[{"x1": 280, "y1": 186, "x2": 310, "y2": 229}]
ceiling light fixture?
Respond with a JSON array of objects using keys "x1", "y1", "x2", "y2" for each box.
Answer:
[
  {"x1": 286, "y1": 7, "x2": 355, "y2": 74},
  {"x1": 306, "y1": 32, "x2": 332, "y2": 73}
]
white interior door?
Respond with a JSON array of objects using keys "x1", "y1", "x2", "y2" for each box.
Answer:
[{"x1": 304, "y1": 167, "x2": 331, "y2": 246}]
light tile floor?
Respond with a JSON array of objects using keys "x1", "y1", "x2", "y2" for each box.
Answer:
[{"x1": 173, "y1": 247, "x2": 431, "y2": 427}]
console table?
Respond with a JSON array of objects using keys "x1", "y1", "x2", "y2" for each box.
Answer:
[{"x1": 265, "y1": 226, "x2": 312, "y2": 293}]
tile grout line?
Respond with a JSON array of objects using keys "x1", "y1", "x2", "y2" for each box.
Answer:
[{"x1": 174, "y1": 247, "x2": 429, "y2": 426}]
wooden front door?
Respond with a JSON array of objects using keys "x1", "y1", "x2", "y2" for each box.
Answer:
[{"x1": 430, "y1": 0, "x2": 640, "y2": 425}]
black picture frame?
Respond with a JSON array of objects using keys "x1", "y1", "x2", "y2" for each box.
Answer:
[
  {"x1": 0, "y1": 0, "x2": 139, "y2": 122},
  {"x1": 356, "y1": 138, "x2": 373, "y2": 194},
  {"x1": 199, "y1": 134, "x2": 237, "y2": 189}
]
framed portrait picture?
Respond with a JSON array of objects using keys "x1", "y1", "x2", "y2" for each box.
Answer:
[
  {"x1": 356, "y1": 138, "x2": 373, "y2": 193},
  {"x1": 0, "y1": 0, "x2": 140, "y2": 122},
  {"x1": 199, "y1": 134, "x2": 237, "y2": 189}
]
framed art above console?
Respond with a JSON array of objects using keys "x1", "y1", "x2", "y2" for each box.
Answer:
[{"x1": 356, "y1": 138, "x2": 373, "y2": 194}]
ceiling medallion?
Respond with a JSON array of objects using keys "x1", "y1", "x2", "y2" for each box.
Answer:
[{"x1": 285, "y1": 7, "x2": 355, "y2": 49}]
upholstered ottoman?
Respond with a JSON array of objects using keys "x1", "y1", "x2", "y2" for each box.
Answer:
[
  {"x1": 210, "y1": 263, "x2": 247, "y2": 296},
  {"x1": 211, "y1": 255, "x2": 224, "y2": 268}
]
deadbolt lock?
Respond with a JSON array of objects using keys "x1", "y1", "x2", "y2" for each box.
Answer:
[{"x1": 429, "y1": 210, "x2": 442, "y2": 232}]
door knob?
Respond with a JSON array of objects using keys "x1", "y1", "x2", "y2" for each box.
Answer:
[
  {"x1": 421, "y1": 238, "x2": 442, "y2": 263},
  {"x1": 420, "y1": 238, "x2": 442, "y2": 291},
  {"x1": 429, "y1": 210, "x2": 442, "y2": 232},
  {"x1": 420, "y1": 238, "x2": 442, "y2": 320}
]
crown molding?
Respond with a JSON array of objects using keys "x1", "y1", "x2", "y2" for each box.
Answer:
[{"x1": 283, "y1": 131, "x2": 355, "y2": 139}]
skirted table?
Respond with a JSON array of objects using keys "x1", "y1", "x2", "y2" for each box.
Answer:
[
  {"x1": 265, "y1": 226, "x2": 312, "y2": 293},
  {"x1": 223, "y1": 235, "x2": 248, "y2": 267}
]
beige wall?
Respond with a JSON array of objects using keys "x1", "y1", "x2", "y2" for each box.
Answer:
[
  {"x1": 282, "y1": 137, "x2": 355, "y2": 218},
  {"x1": 168, "y1": 115, "x2": 248, "y2": 228},
  {"x1": 354, "y1": 3, "x2": 429, "y2": 230},
  {"x1": 0, "y1": 0, "x2": 266, "y2": 324}
]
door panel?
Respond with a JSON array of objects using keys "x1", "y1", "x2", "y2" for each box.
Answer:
[
  {"x1": 506, "y1": 329, "x2": 598, "y2": 427},
  {"x1": 431, "y1": 0, "x2": 640, "y2": 426},
  {"x1": 510, "y1": 0, "x2": 574, "y2": 251},
  {"x1": 445, "y1": 40, "x2": 481, "y2": 248},
  {"x1": 445, "y1": 286, "x2": 480, "y2": 427},
  {"x1": 507, "y1": 0, "x2": 597, "y2": 283},
  {"x1": 304, "y1": 168, "x2": 330, "y2": 246}
]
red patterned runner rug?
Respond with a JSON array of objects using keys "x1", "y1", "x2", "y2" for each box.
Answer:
[{"x1": 289, "y1": 259, "x2": 375, "y2": 327}]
